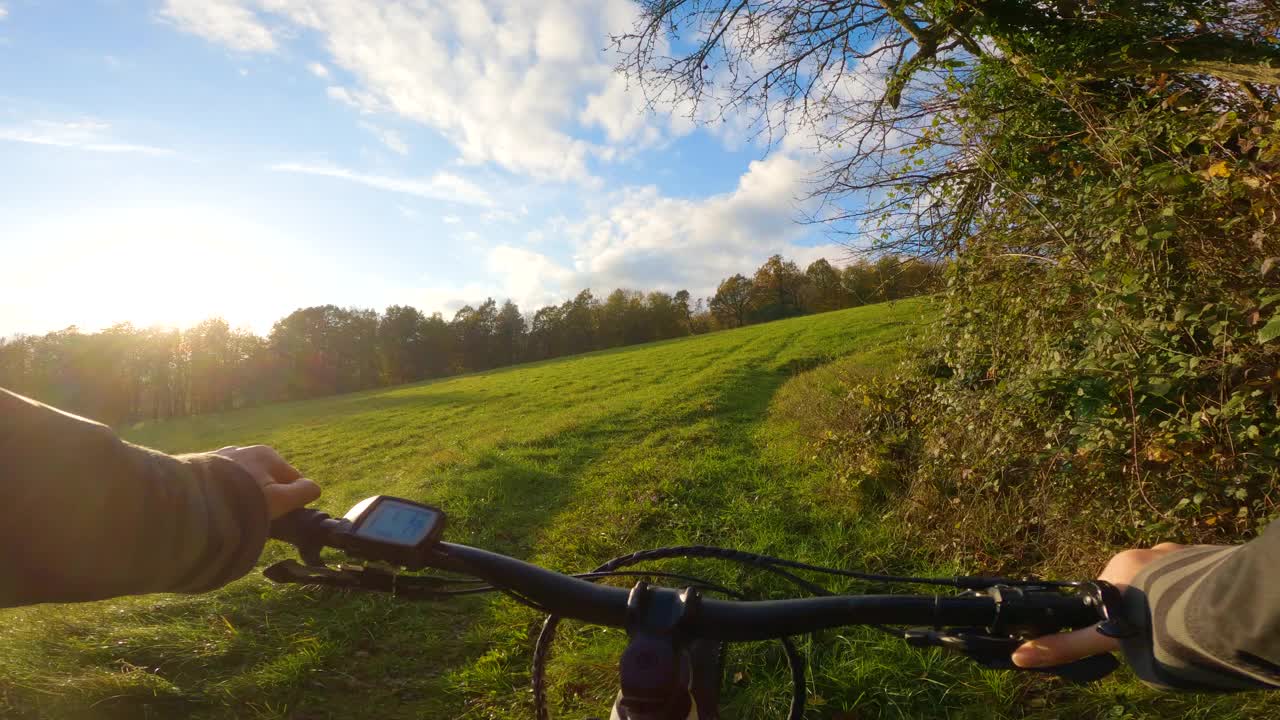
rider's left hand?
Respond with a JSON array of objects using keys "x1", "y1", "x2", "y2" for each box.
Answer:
[{"x1": 213, "y1": 445, "x2": 321, "y2": 519}]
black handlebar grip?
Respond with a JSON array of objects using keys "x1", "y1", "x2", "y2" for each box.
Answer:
[
  {"x1": 269, "y1": 508, "x2": 328, "y2": 542},
  {"x1": 269, "y1": 508, "x2": 333, "y2": 566}
]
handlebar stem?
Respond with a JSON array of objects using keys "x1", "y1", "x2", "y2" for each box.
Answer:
[{"x1": 614, "y1": 582, "x2": 706, "y2": 719}]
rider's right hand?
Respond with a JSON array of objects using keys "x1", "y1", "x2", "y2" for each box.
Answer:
[{"x1": 1011, "y1": 543, "x2": 1187, "y2": 668}]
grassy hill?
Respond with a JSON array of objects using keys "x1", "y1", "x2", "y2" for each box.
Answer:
[{"x1": 1, "y1": 298, "x2": 1270, "y2": 720}]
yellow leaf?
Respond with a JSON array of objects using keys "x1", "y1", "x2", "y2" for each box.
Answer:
[{"x1": 1205, "y1": 161, "x2": 1231, "y2": 179}]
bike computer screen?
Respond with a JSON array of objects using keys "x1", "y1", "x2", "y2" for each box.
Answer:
[
  {"x1": 342, "y1": 496, "x2": 446, "y2": 561},
  {"x1": 354, "y1": 499, "x2": 440, "y2": 547}
]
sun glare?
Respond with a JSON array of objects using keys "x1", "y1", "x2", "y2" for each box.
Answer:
[{"x1": 6, "y1": 208, "x2": 297, "y2": 335}]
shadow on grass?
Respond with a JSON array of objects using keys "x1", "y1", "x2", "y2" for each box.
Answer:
[
  {"x1": 23, "y1": 585, "x2": 491, "y2": 720},
  {"x1": 441, "y1": 442, "x2": 609, "y2": 554}
]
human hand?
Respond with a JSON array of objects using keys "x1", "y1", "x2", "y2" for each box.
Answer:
[
  {"x1": 1011, "y1": 543, "x2": 1187, "y2": 668},
  {"x1": 212, "y1": 445, "x2": 321, "y2": 519}
]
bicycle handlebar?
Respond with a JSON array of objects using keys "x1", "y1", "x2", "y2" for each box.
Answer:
[
  {"x1": 431, "y1": 542, "x2": 1102, "y2": 639},
  {"x1": 270, "y1": 509, "x2": 1104, "y2": 640},
  {"x1": 267, "y1": 504, "x2": 1125, "y2": 718}
]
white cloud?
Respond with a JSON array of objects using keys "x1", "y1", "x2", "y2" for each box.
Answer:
[
  {"x1": 568, "y1": 154, "x2": 826, "y2": 291},
  {"x1": 0, "y1": 120, "x2": 173, "y2": 156},
  {"x1": 360, "y1": 121, "x2": 409, "y2": 155},
  {"x1": 326, "y1": 85, "x2": 381, "y2": 114},
  {"x1": 269, "y1": 162, "x2": 493, "y2": 207},
  {"x1": 158, "y1": 0, "x2": 681, "y2": 184},
  {"x1": 383, "y1": 155, "x2": 846, "y2": 316},
  {"x1": 475, "y1": 154, "x2": 848, "y2": 308},
  {"x1": 487, "y1": 245, "x2": 576, "y2": 309},
  {"x1": 149, "y1": 0, "x2": 860, "y2": 318},
  {"x1": 0, "y1": 5, "x2": 8, "y2": 21},
  {"x1": 482, "y1": 207, "x2": 522, "y2": 225},
  {"x1": 581, "y1": 75, "x2": 662, "y2": 146},
  {"x1": 160, "y1": 0, "x2": 276, "y2": 52}
]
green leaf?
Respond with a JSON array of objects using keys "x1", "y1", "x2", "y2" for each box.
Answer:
[{"x1": 1259, "y1": 314, "x2": 1280, "y2": 343}]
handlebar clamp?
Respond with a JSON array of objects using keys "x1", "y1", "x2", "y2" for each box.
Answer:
[
  {"x1": 617, "y1": 583, "x2": 708, "y2": 718},
  {"x1": 624, "y1": 582, "x2": 704, "y2": 636}
]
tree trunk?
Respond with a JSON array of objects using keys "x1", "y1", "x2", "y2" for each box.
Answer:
[
  {"x1": 967, "y1": 0, "x2": 1280, "y2": 86},
  {"x1": 1113, "y1": 36, "x2": 1280, "y2": 86}
]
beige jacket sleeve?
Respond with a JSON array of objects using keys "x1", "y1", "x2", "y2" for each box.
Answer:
[
  {"x1": 1120, "y1": 520, "x2": 1280, "y2": 691},
  {"x1": 0, "y1": 387, "x2": 268, "y2": 607}
]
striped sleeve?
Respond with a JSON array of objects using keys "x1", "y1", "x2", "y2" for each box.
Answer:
[
  {"x1": 1120, "y1": 522, "x2": 1280, "y2": 691},
  {"x1": 0, "y1": 388, "x2": 269, "y2": 607}
]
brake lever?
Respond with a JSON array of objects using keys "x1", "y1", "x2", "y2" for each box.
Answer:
[
  {"x1": 264, "y1": 559, "x2": 355, "y2": 585},
  {"x1": 264, "y1": 559, "x2": 475, "y2": 600},
  {"x1": 903, "y1": 629, "x2": 1119, "y2": 684}
]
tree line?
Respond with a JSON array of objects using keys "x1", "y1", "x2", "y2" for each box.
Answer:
[{"x1": 0, "y1": 254, "x2": 935, "y2": 424}]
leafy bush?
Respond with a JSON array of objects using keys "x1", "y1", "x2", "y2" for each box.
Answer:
[{"x1": 815, "y1": 69, "x2": 1280, "y2": 574}]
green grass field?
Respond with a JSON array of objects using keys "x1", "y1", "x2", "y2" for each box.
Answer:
[{"x1": 2, "y1": 299, "x2": 1276, "y2": 719}]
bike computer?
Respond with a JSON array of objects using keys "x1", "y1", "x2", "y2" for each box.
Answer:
[{"x1": 339, "y1": 495, "x2": 446, "y2": 566}]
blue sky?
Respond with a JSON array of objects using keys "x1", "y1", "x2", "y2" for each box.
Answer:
[{"x1": 0, "y1": 0, "x2": 846, "y2": 336}]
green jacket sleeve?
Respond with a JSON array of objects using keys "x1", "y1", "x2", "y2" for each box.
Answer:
[
  {"x1": 0, "y1": 387, "x2": 269, "y2": 607},
  {"x1": 1119, "y1": 521, "x2": 1280, "y2": 691}
]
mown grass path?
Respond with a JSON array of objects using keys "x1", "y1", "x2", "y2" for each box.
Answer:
[{"x1": 3, "y1": 298, "x2": 1273, "y2": 719}]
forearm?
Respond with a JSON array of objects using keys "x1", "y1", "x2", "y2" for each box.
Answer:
[
  {"x1": 0, "y1": 388, "x2": 269, "y2": 606},
  {"x1": 1120, "y1": 522, "x2": 1280, "y2": 690}
]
